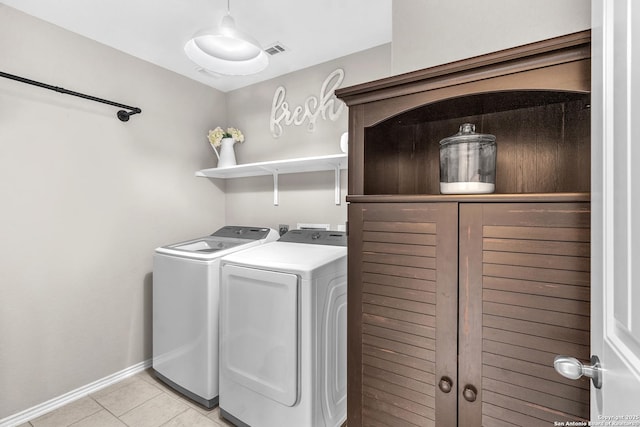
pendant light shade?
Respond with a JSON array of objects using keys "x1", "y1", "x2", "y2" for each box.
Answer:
[{"x1": 184, "y1": 7, "x2": 268, "y2": 76}]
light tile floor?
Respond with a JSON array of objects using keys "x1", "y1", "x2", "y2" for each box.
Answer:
[{"x1": 18, "y1": 369, "x2": 234, "y2": 427}]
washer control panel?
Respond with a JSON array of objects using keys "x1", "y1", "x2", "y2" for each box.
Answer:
[
  {"x1": 278, "y1": 229, "x2": 346, "y2": 246},
  {"x1": 212, "y1": 226, "x2": 273, "y2": 240}
]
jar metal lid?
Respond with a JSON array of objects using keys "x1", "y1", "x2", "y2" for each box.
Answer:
[{"x1": 439, "y1": 123, "x2": 496, "y2": 145}]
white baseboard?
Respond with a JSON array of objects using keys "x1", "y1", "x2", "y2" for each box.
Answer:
[{"x1": 0, "y1": 359, "x2": 152, "y2": 427}]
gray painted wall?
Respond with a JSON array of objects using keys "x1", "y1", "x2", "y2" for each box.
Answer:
[
  {"x1": 0, "y1": 5, "x2": 226, "y2": 419},
  {"x1": 222, "y1": 45, "x2": 391, "y2": 232},
  {"x1": 392, "y1": 0, "x2": 591, "y2": 75}
]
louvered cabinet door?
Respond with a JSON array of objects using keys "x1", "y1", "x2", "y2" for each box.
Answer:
[
  {"x1": 347, "y1": 202, "x2": 459, "y2": 427},
  {"x1": 458, "y1": 203, "x2": 591, "y2": 426}
]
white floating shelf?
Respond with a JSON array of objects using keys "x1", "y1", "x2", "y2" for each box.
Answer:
[{"x1": 196, "y1": 153, "x2": 348, "y2": 206}]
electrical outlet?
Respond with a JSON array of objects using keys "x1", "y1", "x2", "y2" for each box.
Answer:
[{"x1": 278, "y1": 224, "x2": 289, "y2": 236}]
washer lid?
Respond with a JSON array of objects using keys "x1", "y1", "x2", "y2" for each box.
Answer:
[
  {"x1": 166, "y1": 236, "x2": 249, "y2": 253},
  {"x1": 155, "y1": 226, "x2": 278, "y2": 260}
]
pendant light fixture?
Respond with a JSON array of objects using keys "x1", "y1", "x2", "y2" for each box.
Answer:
[{"x1": 184, "y1": 0, "x2": 268, "y2": 76}]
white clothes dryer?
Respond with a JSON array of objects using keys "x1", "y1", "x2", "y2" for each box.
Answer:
[
  {"x1": 152, "y1": 226, "x2": 279, "y2": 408},
  {"x1": 219, "y1": 229, "x2": 347, "y2": 427}
]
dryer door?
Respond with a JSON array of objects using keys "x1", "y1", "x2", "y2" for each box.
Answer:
[{"x1": 220, "y1": 264, "x2": 299, "y2": 406}]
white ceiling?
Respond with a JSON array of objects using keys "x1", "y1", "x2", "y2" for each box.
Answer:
[{"x1": 1, "y1": 0, "x2": 392, "y2": 92}]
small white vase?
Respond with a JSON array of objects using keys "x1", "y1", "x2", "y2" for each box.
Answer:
[{"x1": 215, "y1": 137, "x2": 237, "y2": 168}]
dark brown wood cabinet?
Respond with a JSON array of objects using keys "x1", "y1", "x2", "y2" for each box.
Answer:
[
  {"x1": 336, "y1": 31, "x2": 592, "y2": 427},
  {"x1": 348, "y1": 202, "x2": 459, "y2": 426},
  {"x1": 458, "y1": 202, "x2": 590, "y2": 426}
]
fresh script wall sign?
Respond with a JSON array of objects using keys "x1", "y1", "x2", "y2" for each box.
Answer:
[{"x1": 269, "y1": 68, "x2": 345, "y2": 138}]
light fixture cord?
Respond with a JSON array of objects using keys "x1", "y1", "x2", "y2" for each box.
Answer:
[{"x1": 227, "y1": 0, "x2": 230, "y2": 14}]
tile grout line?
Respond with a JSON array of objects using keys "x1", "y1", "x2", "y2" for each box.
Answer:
[
  {"x1": 64, "y1": 397, "x2": 103, "y2": 427},
  {"x1": 156, "y1": 389, "x2": 189, "y2": 427},
  {"x1": 105, "y1": 383, "x2": 164, "y2": 423},
  {"x1": 85, "y1": 394, "x2": 126, "y2": 426},
  {"x1": 157, "y1": 403, "x2": 191, "y2": 427}
]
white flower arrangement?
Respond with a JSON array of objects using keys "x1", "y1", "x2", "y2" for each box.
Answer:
[{"x1": 207, "y1": 126, "x2": 245, "y2": 147}]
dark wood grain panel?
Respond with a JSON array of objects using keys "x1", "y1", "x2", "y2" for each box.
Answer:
[
  {"x1": 362, "y1": 241, "x2": 436, "y2": 257},
  {"x1": 559, "y1": 97, "x2": 591, "y2": 190},
  {"x1": 479, "y1": 203, "x2": 591, "y2": 228},
  {"x1": 362, "y1": 350, "x2": 435, "y2": 376},
  {"x1": 483, "y1": 401, "x2": 550, "y2": 427},
  {"x1": 483, "y1": 225, "x2": 590, "y2": 241},
  {"x1": 483, "y1": 263, "x2": 590, "y2": 286},
  {"x1": 483, "y1": 237, "x2": 590, "y2": 256},
  {"x1": 481, "y1": 414, "x2": 515, "y2": 427},
  {"x1": 363, "y1": 313, "x2": 435, "y2": 339},
  {"x1": 364, "y1": 375, "x2": 436, "y2": 408},
  {"x1": 363, "y1": 334, "x2": 435, "y2": 361},
  {"x1": 483, "y1": 301, "x2": 589, "y2": 330},
  {"x1": 483, "y1": 328, "x2": 590, "y2": 359},
  {"x1": 363, "y1": 264, "x2": 436, "y2": 282},
  {"x1": 363, "y1": 303, "x2": 435, "y2": 327},
  {"x1": 362, "y1": 252, "x2": 436, "y2": 269},
  {"x1": 363, "y1": 283, "x2": 436, "y2": 304},
  {"x1": 362, "y1": 323, "x2": 435, "y2": 351},
  {"x1": 484, "y1": 288, "x2": 590, "y2": 314},
  {"x1": 363, "y1": 360, "x2": 435, "y2": 395},
  {"x1": 482, "y1": 377, "x2": 589, "y2": 418},
  {"x1": 361, "y1": 204, "x2": 450, "y2": 222},
  {"x1": 363, "y1": 388, "x2": 435, "y2": 422},
  {"x1": 359, "y1": 411, "x2": 400, "y2": 427},
  {"x1": 484, "y1": 314, "x2": 589, "y2": 344},
  {"x1": 362, "y1": 293, "x2": 436, "y2": 316},
  {"x1": 362, "y1": 262, "x2": 436, "y2": 281},
  {"x1": 483, "y1": 250, "x2": 590, "y2": 271},
  {"x1": 363, "y1": 403, "x2": 431, "y2": 427},
  {"x1": 363, "y1": 221, "x2": 437, "y2": 234},
  {"x1": 482, "y1": 339, "x2": 558, "y2": 367},
  {"x1": 483, "y1": 276, "x2": 590, "y2": 301},
  {"x1": 537, "y1": 103, "x2": 564, "y2": 191},
  {"x1": 483, "y1": 390, "x2": 588, "y2": 423},
  {"x1": 363, "y1": 272, "x2": 437, "y2": 293},
  {"x1": 363, "y1": 230, "x2": 437, "y2": 245}
]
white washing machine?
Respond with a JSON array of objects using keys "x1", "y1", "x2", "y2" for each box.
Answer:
[
  {"x1": 152, "y1": 226, "x2": 279, "y2": 408},
  {"x1": 219, "y1": 229, "x2": 347, "y2": 427}
]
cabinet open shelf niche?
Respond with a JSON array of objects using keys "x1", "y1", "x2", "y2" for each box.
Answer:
[
  {"x1": 363, "y1": 90, "x2": 590, "y2": 195},
  {"x1": 196, "y1": 153, "x2": 347, "y2": 205}
]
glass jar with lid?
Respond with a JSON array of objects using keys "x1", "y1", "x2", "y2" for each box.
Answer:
[{"x1": 439, "y1": 123, "x2": 496, "y2": 194}]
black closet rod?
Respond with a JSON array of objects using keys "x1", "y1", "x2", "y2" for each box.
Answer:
[{"x1": 0, "y1": 71, "x2": 142, "y2": 122}]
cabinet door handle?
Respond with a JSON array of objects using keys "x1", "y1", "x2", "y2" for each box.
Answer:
[
  {"x1": 462, "y1": 384, "x2": 478, "y2": 402},
  {"x1": 438, "y1": 376, "x2": 453, "y2": 393}
]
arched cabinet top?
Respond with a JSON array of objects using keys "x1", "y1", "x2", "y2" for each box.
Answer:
[
  {"x1": 336, "y1": 30, "x2": 590, "y2": 109},
  {"x1": 363, "y1": 89, "x2": 590, "y2": 130}
]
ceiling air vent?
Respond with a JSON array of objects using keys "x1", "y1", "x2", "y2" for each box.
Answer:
[{"x1": 264, "y1": 43, "x2": 288, "y2": 56}]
